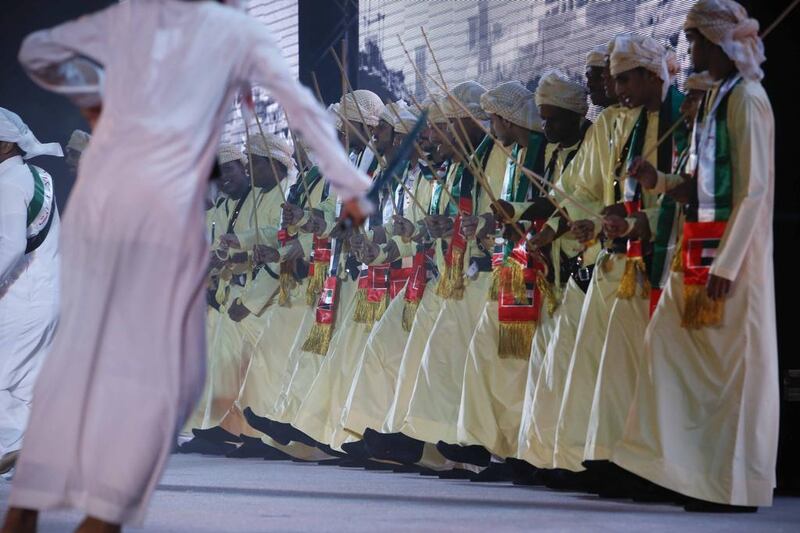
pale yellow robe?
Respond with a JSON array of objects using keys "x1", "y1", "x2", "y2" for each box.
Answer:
[
  {"x1": 613, "y1": 80, "x2": 777, "y2": 507},
  {"x1": 340, "y1": 170, "x2": 434, "y2": 439},
  {"x1": 553, "y1": 105, "x2": 659, "y2": 472},
  {"x1": 456, "y1": 141, "x2": 577, "y2": 458},
  {"x1": 400, "y1": 142, "x2": 506, "y2": 445}
]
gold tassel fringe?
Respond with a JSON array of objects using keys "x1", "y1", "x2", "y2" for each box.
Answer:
[
  {"x1": 352, "y1": 288, "x2": 372, "y2": 324},
  {"x1": 671, "y1": 241, "x2": 684, "y2": 273},
  {"x1": 373, "y1": 294, "x2": 389, "y2": 323},
  {"x1": 536, "y1": 274, "x2": 560, "y2": 316},
  {"x1": 436, "y1": 248, "x2": 465, "y2": 300},
  {"x1": 488, "y1": 268, "x2": 500, "y2": 301},
  {"x1": 278, "y1": 270, "x2": 296, "y2": 307},
  {"x1": 617, "y1": 257, "x2": 650, "y2": 299},
  {"x1": 301, "y1": 322, "x2": 333, "y2": 355},
  {"x1": 498, "y1": 321, "x2": 535, "y2": 359},
  {"x1": 306, "y1": 262, "x2": 328, "y2": 306},
  {"x1": 681, "y1": 283, "x2": 724, "y2": 329},
  {"x1": 402, "y1": 300, "x2": 419, "y2": 332}
]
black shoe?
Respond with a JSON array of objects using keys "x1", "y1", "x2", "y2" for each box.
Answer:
[
  {"x1": 437, "y1": 468, "x2": 476, "y2": 480},
  {"x1": 542, "y1": 469, "x2": 593, "y2": 492},
  {"x1": 178, "y1": 437, "x2": 236, "y2": 456},
  {"x1": 392, "y1": 464, "x2": 422, "y2": 473},
  {"x1": 362, "y1": 428, "x2": 424, "y2": 465},
  {"x1": 338, "y1": 457, "x2": 367, "y2": 468},
  {"x1": 435, "y1": 441, "x2": 491, "y2": 468},
  {"x1": 363, "y1": 461, "x2": 397, "y2": 471},
  {"x1": 242, "y1": 408, "x2": 289, "y2": 445},
  {"x1": 341, "y1": 440, "x2": 370, "y2": 460},
  {"x1": 684, "y1": 499, "x2": 757, "y2": 513},
  {"x1": 226, "y1": 436, "x2": 290, "y2": 460},
  {"x1": 316, "y1": 458, "x2": 343, "y2": 466},
  {"x1": 506, "y1": 458, "x2": 543, "y2": 486},
  {"x1": 470, "y1": 462, "x2": 514, "y2": 483},
  {"x1": 191, "y1": 426, "x2": 242, "y2": 444}
]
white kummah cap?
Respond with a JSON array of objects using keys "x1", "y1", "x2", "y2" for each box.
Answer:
[
  {"x1": 379, "y1": 100, "x2": 418, "y2": 134},
  {"x1": 684, "y1": 0, "x2": 765, "y2": 81},
  {"x1": 481, "y1": 81, "x2": 542, "y2": 132},
  {"x1": 423, "y1": 95, "x2": 451, "y2": 125},
  {"x1": 0, "y1": 107, "x2": 63, "y2": 159},
  {"x1": 248, "y1": 132, "x2": 296, "y2": 173},
  {"x1": 218, "y1": 143, "x2": 245, "y2": 165},
  {"x1": 440, "y1": 81, "x2": 489, "y2": 121},
  {"x1": 535, "y1": 69, "x2": 590, "y2": 117},
  {"x1": 684, "y1": 71, "x2": 716, "y2": 92},
  {"x1": 67, "y1": 129, "x2": 91, "y2": 152},
  {"x1": 610, "y1": 34, "x2": 678, "y2": 99},
  {"x1": 339, "y1": 90, "x2": 385, "y2": 127},
  {"x1": 585, "y1": 44, "x2": 609, "y2": 69}
]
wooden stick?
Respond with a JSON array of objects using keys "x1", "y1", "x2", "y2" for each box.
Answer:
[
  {"x1": 249, "y1": 105, "x2": 288, "y2": 203},
  {"x1": 242, "y1": 115, "x2": 261, "y2": 248},
  {"x1": 288, "y1": 129, "x2": 315, "y2": 210},
  {"x1": 397, "y1": 37, "x2": 537, "y2": 237}
]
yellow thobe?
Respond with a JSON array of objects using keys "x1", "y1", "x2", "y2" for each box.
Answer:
[{"x1": 613, "y1": 80, "x2": 777, "y2": 507}]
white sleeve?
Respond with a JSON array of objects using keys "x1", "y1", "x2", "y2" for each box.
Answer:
[
  {"x1": 0, "y1": 182, "x2": 28, "y2": 285},
  {"x1": 18, "y1": 6, "x2": 113, "y2": 98},
  {"x1": 709, "y1": 84, "x2": 774, "y2": 281},
  {"x1": 241, "y1": 24, "x2": 371, "y2": 201}
]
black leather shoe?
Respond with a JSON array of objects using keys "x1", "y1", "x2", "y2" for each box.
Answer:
[
  {"x1": 684, "y1": 499, "x2": 757, "y2": 513},
  {"x1": 435, "y1": 441, "x2": 491, "y2": 467},
  {"x1": 191, "y1": 426, "x2": 242, "y2": 444}
]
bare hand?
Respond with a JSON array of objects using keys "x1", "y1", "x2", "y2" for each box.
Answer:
[
  {"x1": 460, "y1": 215, "x2": 480, "y2": 238},
  {"x1": 706, "y1": 274, "x2": 732, "y2": 300},
  {"x1": 570, "y1": 219, "x2": 596, "y2": 244},
  {"x1": 391, "y1": 216, "x2": 415, "y2": 239},
  {"x1": 219, "y1": 233, "x2": 241, "y2": 250},
  {"x1": 300, "y1": 212, "x2": 327, "y2": 235},
  {"x1": 357, "y1": 240, "x2": 381, "y2": 264},
  {"x1": 490, "y1": 200, "x2": 515, "y2": 223},
  {"x1": 253, "y1": 244, "x2": 279, "y2": 264},
  {"x1": 282, "y1": 203, "x2": 306, "y2": 226},
  {"x1": 602, "y1": 214, "x2": 629, "y2": 240},
  {"x1": 628, "y1": 156, "x2": 658, "y2": 190},
  {"x1": 424, "y1": 215, "x2": 454, "y2": 239},
  {"x1": 228, "y1": 300, "x2": 251, "y2": 322},
  {"x1": 476, "y1": 213, "x2": 496, "y2": 241},
  {"x1": 528, "y1": 225, "x2": 556, "y2": 250}
]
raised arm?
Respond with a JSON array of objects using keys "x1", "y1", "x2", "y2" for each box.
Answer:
[{"x1": 241, "y1": 23, "x2": 370, "y2": 202}]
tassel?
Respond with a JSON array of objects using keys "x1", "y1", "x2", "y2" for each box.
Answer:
[
  {"x1": 681, "y1": 284, "x2": 724, "y2": 329},
  {"x1": 509, "y1": 262, "x2": 527, "y2": 303},
  {"x1": 498, "y1": 321, "x2": 535, "y2": 359},
  {"x1": 437, "y1": 248, "x2": 465, "y2": 300},
  {"x1": 671, "y1": 241, "x2": 684, "y2": 273},
  {"x1": 278, "y1": 269, "x2": 296, "y2": 307},
  {"x1": 306, "y1": 262, "x2": 327, "y2": 306},
  {"x1": 372, "y1": 294, "x2": 389, "y2": 323},
  {"x1": 402, "y1": 301, "x2": 419, "y2": 332},
  {"x1": 536, "y1": 274, "x2": 560, "y2": 316},
  {"x1": 617, "y1": 257, "x2": 649, "y2": 299},
  {"x1": 301, "y1": 322, "x2": 333, "y2": 355},
  {"x1": 352, "y1": 288, "x2": 372, "y2": 324},
  {"x1": 488, "y1": 268, "x2": 500, "y2": 301}
]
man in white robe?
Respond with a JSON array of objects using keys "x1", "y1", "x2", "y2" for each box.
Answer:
[
  {"x1": 0, "y1": 109, "x2": 61, "y2": 477},
  {"x1": 3, "y1": 1, "x2": 371, "y2": 531},
  {"x1": 613, "y1": 0, "x2": 777, "y2": 512}
]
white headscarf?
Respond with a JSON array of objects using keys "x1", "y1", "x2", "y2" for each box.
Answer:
[
  {"x1": 0, "y1": 107, "x2": 63, "y2": 159},
  {"x1": 585, "y1": 44, "x2": 609, "y2": 69},
  {"x1": 684, "y1": 71, "x2": 716, "y2": 92},
  {"x1": 441, "y1": 81, "x2": 489, "y2": 121},
  {"x1": 248, "y1": 132, "x2": 297, "y2": 176},
  {"x1": 684, "y1": 0, "x2": 765, "y2": 81},
  {"x1": 339, "y1": 90, "x2": 385, "y2": 127},
  {"x1": 480, "y1": 81, "x2": 542, "y2": 132},
  {"x1": 535, "y1": 69, "x2": 589, "y2": 117},
  {"x1": 610, "y1": 34, "x2": 679, "y2": 99},
  {"x1": 217, "y1": 143, "x2": 245, "y2": 165}
]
